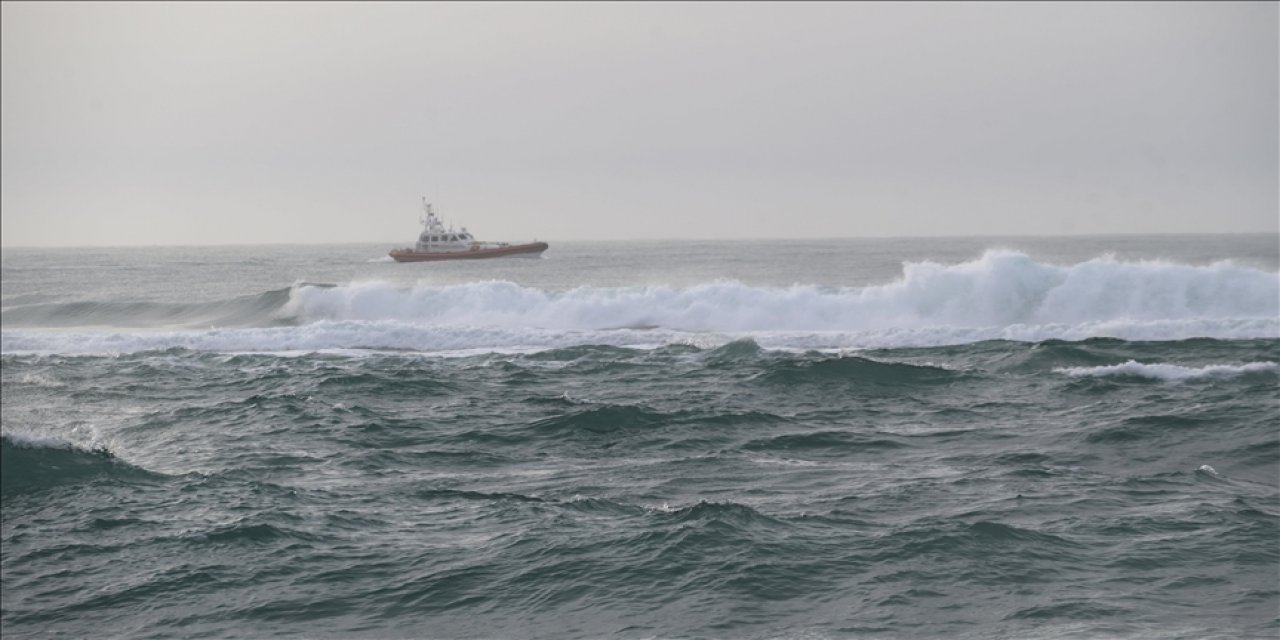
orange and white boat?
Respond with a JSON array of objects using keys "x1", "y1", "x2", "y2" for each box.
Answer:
[{"x1": 389, "y1": 198, "x2": 548, "y2": 262}]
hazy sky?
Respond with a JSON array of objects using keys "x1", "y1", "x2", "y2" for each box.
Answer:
[{"x1": 2, "y1": 1, "x2": 1276, "y2": 246}]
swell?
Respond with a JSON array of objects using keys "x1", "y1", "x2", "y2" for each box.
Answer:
[
  {"x1": 756, "y1": 355, "x2": 964, "y2": 387},
  {"x1": 989, "y1": 338, "x2": 1128, "y2": 373},
  {"x1": 0, "y1": 433, "x2": 160, "y2": 495},
  {"x1": 0, "y1": 285, "x2": 304, "y2": 329},
  {"x1": 526, "y1": 404, "x2": 789, "y2": 441}
]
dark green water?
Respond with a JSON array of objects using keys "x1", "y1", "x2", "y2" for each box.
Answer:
[{"x1": 2, "y1": 237, "x2": 1277, "y2": 638}]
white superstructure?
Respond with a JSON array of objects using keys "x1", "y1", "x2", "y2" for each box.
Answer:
[{"x1": 413, "y1": 199, "x2": 499, "y2": 253}]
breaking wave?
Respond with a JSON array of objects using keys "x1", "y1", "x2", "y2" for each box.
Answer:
[
  {"x1": 279, "y1": 251, "x2": 1277, "y2": 329},
  {"x1": 1055, "y1": 360, "x2": 1279, "y2": 382},
  {"x1": 4, "y1": 251, "x2": 1276, "y2": 354}
]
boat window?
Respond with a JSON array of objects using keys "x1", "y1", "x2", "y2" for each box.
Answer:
[
  {"x1": 429, "y1": 235, "x2": 438, "y2": 242},
  {"x1": 448, "y1": 235, "x2": 457, "y2": 242}
]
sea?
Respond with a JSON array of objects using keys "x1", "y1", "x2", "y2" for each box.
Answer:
[{"x1": 2, "y1": 235, "x2": 1278, "y2": 640}]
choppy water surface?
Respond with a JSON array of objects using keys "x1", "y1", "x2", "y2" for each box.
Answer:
[{"x1": 2, "y1": 236, "x2": 1277, "y2": 639}]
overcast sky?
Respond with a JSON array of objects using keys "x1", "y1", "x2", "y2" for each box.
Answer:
[{"x1": 2, "y1": 1, "x2": 1276, "y2": 246}]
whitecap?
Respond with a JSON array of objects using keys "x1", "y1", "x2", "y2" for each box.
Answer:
[{"x1": 1055, "y1": 360, "x2": 1278, "y2": 382}]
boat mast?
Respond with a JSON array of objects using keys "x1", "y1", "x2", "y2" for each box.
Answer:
[
  {"x1": 420, "y1": 196, "x2": 448, "y2": 234},
  {"x1": 421, "y1": 196, "x2": 442, "y2": 231}
]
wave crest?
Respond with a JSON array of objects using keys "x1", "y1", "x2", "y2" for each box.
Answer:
[
  {"x1": 0, "y1": 432, "x2": 157, "y2": 494},
  {"x1": 281, "y1": 252, "x2": 1277, "y2": 332},
  {"x1": 1056, "y1": 360, "x2": 1279, "y2": 382},
  {"x1": 4, "y1": 252, "x2": 1276, "y2": 354}
]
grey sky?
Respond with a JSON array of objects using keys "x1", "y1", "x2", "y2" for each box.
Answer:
[{"x1": 2, "y1": 1, "x2": 1276, "y2": 246}]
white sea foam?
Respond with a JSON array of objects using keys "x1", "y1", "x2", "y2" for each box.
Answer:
[
  {"x1": 4, "y1": 251, "x2": 1276, "y2": 354},
  {"x1": 1055, "y1": 360, "x2": 1279, "y2": 382},
  {"x1": 0, "y1": 423, "x2": 110, "y2": 454},
  {"x1": 279, "y1": 252, "x2": 1278, "y2": 331},
  {"x1": 17, "y1": 372, "x2": 65, "y2": 387}
]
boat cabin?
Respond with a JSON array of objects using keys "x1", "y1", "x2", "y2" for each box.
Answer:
[{"x1": 414, "y1": 201, "x2": 478, "y2": 253}]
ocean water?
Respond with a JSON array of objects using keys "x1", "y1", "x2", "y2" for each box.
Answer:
[{"x1": 2, "y1": 235, "x2": 1277, "y2": 639}]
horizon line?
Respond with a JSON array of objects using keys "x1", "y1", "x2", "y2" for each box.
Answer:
[{"x1": 3, "y1": 230, "x2": 1277, "y2": 250}]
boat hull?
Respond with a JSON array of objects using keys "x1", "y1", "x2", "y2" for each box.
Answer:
[{"x1": 389, "y1": 242, "x2": 548, "y2": 262}]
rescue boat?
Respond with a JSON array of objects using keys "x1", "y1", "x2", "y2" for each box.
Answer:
[{"x1": 389, "y1": 199, "x2": 548, "y2": 262}]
